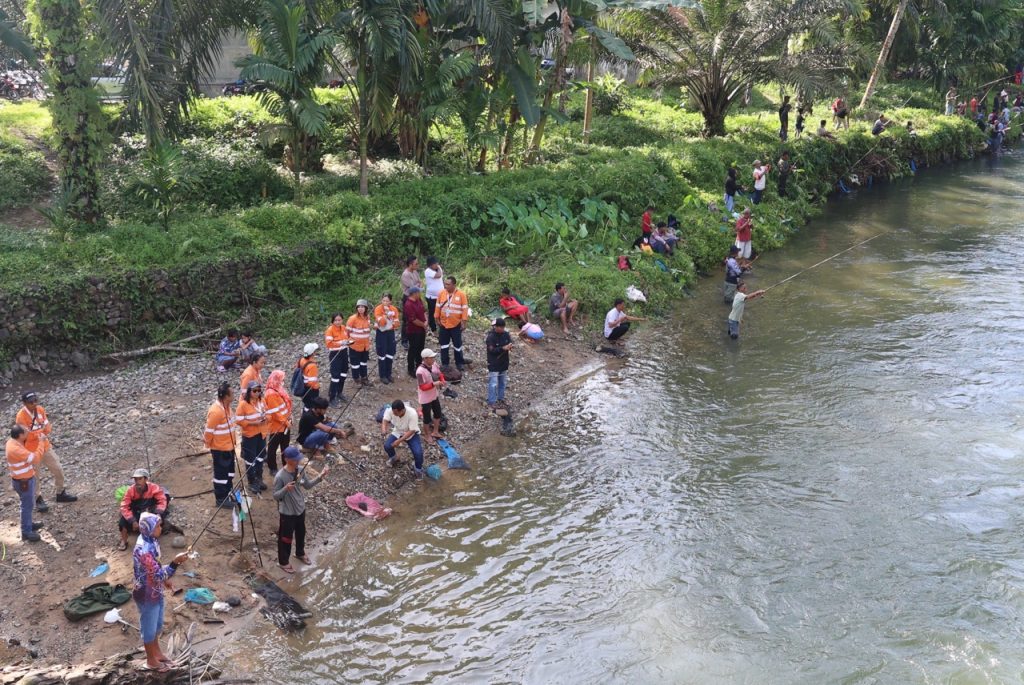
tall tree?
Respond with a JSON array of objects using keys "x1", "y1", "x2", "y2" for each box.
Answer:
[{"x1": 858, "y1": 0, "x2": 909, "y2": 108}]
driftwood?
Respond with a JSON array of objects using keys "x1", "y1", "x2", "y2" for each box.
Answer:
[
  {"x1": 1, "y1": 622, "x2": 221, "y2": 684},
  {"x1": 104, "y1": 319, "x2": 245, "y2": 361}
]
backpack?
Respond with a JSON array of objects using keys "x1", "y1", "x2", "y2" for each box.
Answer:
[
  {"x1": 290, "y1": 360, "x2": 308, "y2": 397},
  {"x1": 63, "y1": 582, "x2": 131, "y2": 622}
]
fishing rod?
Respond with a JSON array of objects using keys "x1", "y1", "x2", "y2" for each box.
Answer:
[{"x1": 761, "y1": 233, "x2": 885, "y2": 293}]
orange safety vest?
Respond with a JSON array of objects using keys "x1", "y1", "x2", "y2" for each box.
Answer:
[
  {"x1": 373, "y1": 304, "x2": 400, "y2": 332},
  {"x1": 324, "y1": 323, "x2": 349, "y2": 352},
  {"x1": 436, "y1": 289, "x2": 469, "y2": 329},
  {"x1": 299, "y1": 358, "x2": 320, "y2": 390},
  {"x1": 265, "y1": 388, "x2": 291, "y2": 434},
  {"x1": 239, "y1": 365, "x2": 263, "y2": 392},
  {"x1": 5, "y1": 438, "x2": 37, "y2": 480},
  {"x1": 346, "y1": 314, "x2": 372, "y2": 352},
  {"x1": 236, "y1": 398, "x2": 268, "y2": 438},
  {"x1": 203, "y1": 401, "x2": 236, "y2": 452},
  {"x1": 15, "y1": 405, "x2": 51, "y2": 453}
]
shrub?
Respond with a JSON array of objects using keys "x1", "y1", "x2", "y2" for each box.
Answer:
[{"x1": 0, "y1": 137, "x2": 52, "y2": 211}]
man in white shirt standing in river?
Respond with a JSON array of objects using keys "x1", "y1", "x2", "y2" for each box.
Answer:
[{"x1": 728, "y1": 281, "x2": 766, "y2": 340}]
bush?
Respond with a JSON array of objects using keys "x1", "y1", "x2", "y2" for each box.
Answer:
[{"x1": 0, "y1": 137, "x2": 52, "y2": 211}]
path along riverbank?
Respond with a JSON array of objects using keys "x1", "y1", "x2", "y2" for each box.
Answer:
[{"x1": 0, "y1": 145, "x2": 996, "y2": 674}]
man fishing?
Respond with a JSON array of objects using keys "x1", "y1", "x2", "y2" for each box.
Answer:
[{"x1": 727, "y1": 281, "x2": 766, "y2": 340}]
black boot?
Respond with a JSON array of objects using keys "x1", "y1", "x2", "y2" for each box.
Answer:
[
  {"x1": 55, "y1": 490, "x2": 78, "y2": 503},
  {"x1": 35, "y1": 495, "x2": 49, "y2": 513}
]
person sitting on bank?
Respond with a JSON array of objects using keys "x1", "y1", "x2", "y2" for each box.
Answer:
[
  {"x1": 499, "y1": 288, "x2": 531, "y2": 325},
  {"x1": 238, "y1": 331, "x2": 268, "y2": 365},
  {"x1": 297, "y1": 397, "x2": 345, "y2": 456},
  {"x1": 816, "y1": 119, "x2": 837, "y2": 141},
  {"x1": 381, "y1": 400, "x2": 425, "y2": 476},
  {"x1": 650, "y1": 222, "x2": 674, "y2": 255},
  {"x1": 118, "y1": 468, "x2": 168, "y2": 551},
  {"x1": 549, "y1": 282, "x2": 579, "y2": 335},
  {"x1": 604, "y1": 298, "x2": 645, "y2": 344},
  {"x1": 871, "y1": 113, "x2": 891, "y2": 136},
  {"x1": 216, "y1": 329, "x2": 242, "y2": 372}
]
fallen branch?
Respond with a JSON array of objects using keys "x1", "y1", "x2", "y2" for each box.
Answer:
[
  {"x1": 174, "y1": 450, "x2": 211, "y2": 461},
  {"x1": 104, "y1": 320, "x2": 244, "y2": 361}
]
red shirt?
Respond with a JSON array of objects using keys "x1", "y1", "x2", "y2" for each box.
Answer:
[
  {"x1": 403, "y1": 296, "x2": 427, "y2": 335},
  {"x1": 735, "y1": 216, "x2": 752, "y2": 242},
  {"x1": 641, "y1": 211, "x2": 653, "y2": 235},
  {"x1": 970, "y1": 98, "x2": 978, "y2": 113}
]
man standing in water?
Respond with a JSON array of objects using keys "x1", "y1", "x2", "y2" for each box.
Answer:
[{"x1": 727, "y1": 281, "x2": 766, "y2": 340}]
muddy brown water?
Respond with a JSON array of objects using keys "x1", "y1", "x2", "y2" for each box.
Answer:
[{"x1": 232, "y1": 157, "x2": 1024, "y2": 684}]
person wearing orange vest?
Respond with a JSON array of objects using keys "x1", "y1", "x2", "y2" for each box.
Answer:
[
  {"x1": 264, "y1": 369, "x2": 293, "y2": 473},
  {"x1": 374, "y1": 293, "x2": 400, "y2": 384},
  {"x1": 324, "y1": 313, "x2": 350, "y2": 406},
  {"x1": 236, "y1": 381, "x2": 270, "y2": 493},
  {"x1": 239, "y1": 353, "x2": 266, "y2": 393},
  {"x1": 435, "y1": 276, "x2": 470, "y2": 371},
  {"x1": 347, "y1": 300, "x2": 373, "y2": 387},
  {"x1": 204, "y1": 382, "x2": 236, "y2": 507},
  {"x1": 6, "y1": 425, "x2": 42, "y2": 541},
  {"x1": 297, "y1": 343, "x2": 320, "y2": 410},
  {"x1": 16, "y1": 391, "x2": 76, "y2": 513}
]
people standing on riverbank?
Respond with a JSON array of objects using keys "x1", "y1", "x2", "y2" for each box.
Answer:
[
  {"x1": 549, "y1": 282, "x2": 579, "y2": 335},
  {"x1": 324, "y1": 313, "x2": 349, "y2": 406},
  {"x1": 6, "y1": 425, "x2": 40, "y2": 542},
  {"x1": 752, "y1": 161, "x2": 769, "y2": 204},
  {"x1": 779, "y1": 95, "x2": 791, "y2": 140},
  {"x1": 347, "y1": 301, "x2": 373, "y2": 387},
  {"x1": 374, "y1": 294, "x2": 400, "y2": 385},
  {"x1": 273, "y1": 447, "x2": 327, "y2": 574},
  {"x1": 724, "y1": 245, "x2": 743, "y2": 304},
  {"x1": 436, "y1": 277, "x2": 470, "y2": 372},
  {"x1": 237, "y1": 381, "x2": 269, "y2": 493},
  {"x1": 727, "y1": 281, "x2": 766, "y2": 340},
  {"x1": 404, "y1": 287, "x2": 428, "y2": 377},
  {"x1": 297, "y1": 343, "x2": 320, "y2": 410},
  {"x1": 423, "y1": 257, "x2": 444, "y2": 335},
  {"x1": 239, "y1": 353, "x2": 265, "y2": 393},
  {"x1": 795, "y1": 104, "x2": 809, "y2": 139},
  {"x1": 381, "y1": 400, "x2": 424, "y2": 475},
  {"x1": 204, "y1": 382, "x2": 236, "y2": 507},
  {"x1": 132, "y1": 512, "x2": 189, "y2": 672},
  {"x1": 776, "y1": 151, "x2": 794, "y2": 199},
  {"x1": 415, "y1": 349, "x2": 444, "y2": 442},
  {"x1": 16, "y1": 391, "x2": 76, "y2": 511},
  {"x1": 945, "y1": 87, "x2": 957, "y2": 116},
  {"x1": 264, "y1": 369, "x2": 292, "y2": 473},
  {"x1": 832, "y1": 96, "x2": 849, "y2": 130},
  {"x1": 724, "y1": 167, "x2": 738, "y2": 213},
  {"x1": 604, "y1": 299, "x2": 644, "y2": 344},
  {"x1": 486, "y1": 318, "x2": 513, "y2": 409},
  {"x1": 118, "y1": 468, "x2": 167, "y2": 551},
  {"x1": 734, "y1": 208, "x2": 754, "y2": 262},
  {"x1": 399, "y1": 257, "x2": 421, "y2": 351}
]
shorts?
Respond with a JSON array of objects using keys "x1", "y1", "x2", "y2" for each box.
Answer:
[
  {"x1": 526, "y1": 328, "x2": 544, "y2": 340},
  {"x1": 728, "y1": 319, "x2": 740, "y2": 339},
  {"x1": 735, "y1": 240, "x2": 751, "y2": 259},
  {"x1": 137, "y1": 598, "x2": 164, "y2": 644},
  {"x1": 421, "y1": 398, "x2": 443, "y2": 425}
]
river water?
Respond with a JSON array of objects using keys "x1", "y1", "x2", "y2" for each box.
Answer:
[{"x1": 242, "y1": 158, "x2": 1024, "y2": 684}]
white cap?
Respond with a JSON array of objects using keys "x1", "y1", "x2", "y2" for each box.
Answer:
[
  {"x1": 421, "y1": 348, "x2": 436, "y2": 358},
  {"x1": 303, "y1": 342, "x2": 319, "y2": 357}
]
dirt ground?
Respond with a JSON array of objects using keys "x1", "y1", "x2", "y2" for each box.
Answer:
[{"x1": 0, "y1": 315, "x2": 608, "y2": 672}]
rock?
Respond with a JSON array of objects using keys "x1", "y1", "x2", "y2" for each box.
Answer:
[
  {"x1": 171, "y1": 536, "x2": 187, "y2": 549},
  {"x1": 226, "y1": 596, "x2": 241, "y2": 607}
]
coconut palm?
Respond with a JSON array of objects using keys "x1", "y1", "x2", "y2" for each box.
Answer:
[
  {"x1": 0, "y1": 5, "x2": 35, "y2": 63},
  {"x1": 238, "y1": 0, "x2": 336, "y2": 199}
]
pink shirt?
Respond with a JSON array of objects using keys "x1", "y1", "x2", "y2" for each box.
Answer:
[{"x1": 415, "y1": 364, "x2": 439, "y2": 404}]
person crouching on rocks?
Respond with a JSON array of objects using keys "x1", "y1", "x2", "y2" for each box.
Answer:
[{"x1": 118, "y1": 468, "x2": 168, "y2": 551}]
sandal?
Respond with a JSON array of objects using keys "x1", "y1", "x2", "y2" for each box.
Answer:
[
  {"x1": 278, "y1": 563, "x2": 295, "y2": 574},
  {"x1": 297, "y1": 554, "x2": 311, "y2": 564}
]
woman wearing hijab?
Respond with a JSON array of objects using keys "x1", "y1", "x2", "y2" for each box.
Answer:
[
  {"x1": 264, "y1": 370, "x2": 293, "y2": 473},
  {"x1": 133, "y1": 512, "x2": 189, "y2": 671}
]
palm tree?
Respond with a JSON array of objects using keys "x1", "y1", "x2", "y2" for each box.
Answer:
[
  {"x1": 0, "y1": 5, "x2": 35, "y2": 63},
  {"x1": 612, "y1": 0, "x2": 855, "y2": 137},
  {"x1": 238, "y1": 0, "x2": 336, "y2": 200}
]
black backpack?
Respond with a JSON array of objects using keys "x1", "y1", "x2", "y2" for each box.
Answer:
[{"x1": 290, "y1": 360, "x2": 308, "y2": 397}]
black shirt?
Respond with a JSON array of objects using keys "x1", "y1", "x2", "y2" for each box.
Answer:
[
  {"x1": 485, "y1": 330, "x2": 513, "y2": 372},
  {"x1": 778, "y1": 103, "x2": 791, "y2": 124},
  {"x1": 297, "y1": 410, "x2": 323, "y2": 445},
  {"x1": 725, "y1": 176, "x2": 737, "y2": 196}
]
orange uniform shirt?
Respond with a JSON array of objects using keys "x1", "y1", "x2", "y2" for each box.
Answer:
[
  {"x1": 265, "y1": 389, "x2": 291, "y2": 434},
  {"x1": 374, "y1": 304, "x2": 400, "y2": 332},
  {"x1": 203, "y1": 401, "x2": 236, "y2": 452},
  {"x1": 5, "y1": 438, "x2": 37, "y2": 480},
  {"x1": 239, "y1": 365, "x2": 263, "y2": 392},
  {"x1": 15, "y1": 405, "x2": 52, "y2": 453},
  {"x1": 324, "y1": 324, "x2": 350, "y2": 352},
  {"x1": 299, "y1": 358, "x2": 319, "y2": 390},
  {"x1": 346, "y1": 314, "x2": 372, "y2": 352},
  {"x1": 236, "y1": 398, "x2": 269, "y2": 438},
  {"x1": 435, "y1": 289, "x2": 469, "y2": 329}
]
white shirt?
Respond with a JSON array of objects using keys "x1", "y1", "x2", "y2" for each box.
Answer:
[
  {"x1": 753, "y1": 166, "x2": 767, "y2": 190},
  {"x1": 383, "y1": 403, "x2": 420, "y2": 438},
  {"x1": 424, "y1": 267, "x2": 444, "y2": 299},
  {"x1": 604, "y1": 307, "x2": 624, "y2": 337},
  {"x1": 729, "y1": 291, "x2": 748, "y2": 322}
]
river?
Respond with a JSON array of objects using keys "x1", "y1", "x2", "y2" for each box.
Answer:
[{"x1": 238, "y1": 157, "x2": 1024, "y2": 684}]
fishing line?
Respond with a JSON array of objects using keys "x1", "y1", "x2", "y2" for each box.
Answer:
[{"x1": 762, "y1": 233, "x2": 886, "y2": 293}]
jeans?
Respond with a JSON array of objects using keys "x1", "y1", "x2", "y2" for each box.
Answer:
[
  {"x1": 241, "y1": 434, "x2": 266, "y2": 485},
  {"x1": 211, "y1": 450, "x2": 235, "y2": 506},
  {"x1": 303, "y1": 422, "x2": 336, "y2": 451},
  {"x1": 383, "y1": 433, "x2": 424, "y2": 470},
  {"x1": 328, "y1": 350, "x2": 348, "y2": 401},
  {"x1": 267, "y1": 430, "x2": 290, "y2": 473},
  {"x1": 438, "y1": 325, "x2": 465, "y2": 368},
  {"x1": 752, "y1": 188, "x2": 763, "y2": 205},
  {"x1": 400, "y1": 295, "x2": 409, "y2": 345},
  {"x1": 407, "y1": 330, "x2": 425, "y2": 376},
  {"x1": 728, "y1": 318, "x2": 740, "y2": 339},
  {"x1": 11, "y1": 477, "x2": 35, "y2": 536},
  {"x1": 375, "y1": 330, "x2": 396, "y2": 380},
  {"x1": 349, "y1": 348, "x2": 369, "y2": 380},
  {"x1": 278, "y1": 511, "x2": 306, "y2": 565},
  {"x1": 724, "y1": 193, "x2": 734, "y2": 213},
  {"x1": 607, "y1": 322, "x2": 630, "y2": 341},
  {"x1": 136, "y1": 598, "x2": 164, "y2": 645},
  {"x1": 487, "y1": 371, "x2": 507, "y2": 405}
]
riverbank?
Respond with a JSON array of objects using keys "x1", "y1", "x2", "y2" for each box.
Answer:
[{"x1": 0, "y1": 315, "x2": 603, "y2": 671}]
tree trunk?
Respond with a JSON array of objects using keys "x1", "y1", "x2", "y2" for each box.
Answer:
[
  {"x1": 859, "y1": 0, "x2": 910, "y2": 110},
  {"x1": 701, "y1": 106, "x2": 727, "y2": 138},
  {"x1": 359, "y1": 129, "x2": 369, "y2": 196},
  {"x1": 582, "y1": 35, "x2": 596, "y2": 143},
  {"x1": 475, "y1": 145, "x2": 488, "y2": 172},
  {"x1": 499, "y1": 105, "x2": 520, "y2": 170}
]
